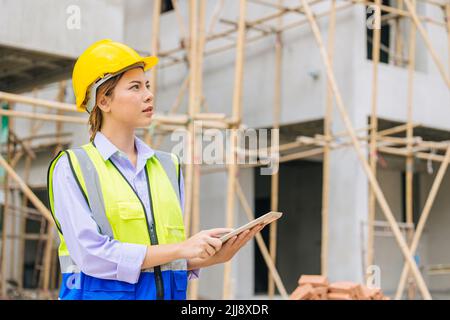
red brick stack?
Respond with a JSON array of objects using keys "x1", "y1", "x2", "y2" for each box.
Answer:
[{"x1": 290, "y1": 275, "x2": 390, "y2": 300}]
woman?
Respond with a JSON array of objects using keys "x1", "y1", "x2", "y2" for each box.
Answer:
[{"x1": 47, "y1": 39, "x2": 264, "y2": 300}]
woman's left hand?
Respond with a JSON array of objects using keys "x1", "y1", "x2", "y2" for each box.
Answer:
[
  {"x1": 211, "y1": 223, "x2": 265, "y2": 264},
  {"x1": 187, "y1": 224, "x2": 266, "y2": 270}
]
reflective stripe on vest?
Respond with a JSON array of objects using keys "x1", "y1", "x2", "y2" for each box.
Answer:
[{"x1": 59, "y1": 255, "x2": 187, "y2": 274}]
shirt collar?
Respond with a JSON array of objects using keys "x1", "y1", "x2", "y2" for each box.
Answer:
[{"x1": 93, "y1": 131, "x2": 155, "y2": 162}]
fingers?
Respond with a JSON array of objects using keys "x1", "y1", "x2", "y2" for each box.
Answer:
[
  {"x1": 204, "y1": 244, "x2": 216, "y2": 257},
  {"x1": 205, "y1": 236, "x2": 223, "y2": 252},
  {"x1": 206, "y1": 228, "x2": 234, "y2": 238},
  {"x1": 232, "y1": 225, "x2": 264, "y2": 248}
]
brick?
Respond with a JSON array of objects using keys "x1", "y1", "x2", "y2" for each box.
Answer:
[
  {"x1": 362, "y1": 287, "x2": 382, "y2": 300},
  {"x1": 328, "y1": 281, "x2": 367, "y2": 300},
  {"x1": 290, "y1": 284, "x2": 314, "y2": 300},
  {"x1": 353, "y1": 284, "x2": 365, "y2": 300},
  {"x1": 298, "y1": 275, "x2": 329, "y2": 288},
  {"x1": 312, "y1": 287, "x2": 328, "y2": 300},
  {"x1": 360, "y1": 285, "x2": 372, "y2": 300},
  {"x1": 327, "y1": 292, "x2": 353, "y2": 300}
]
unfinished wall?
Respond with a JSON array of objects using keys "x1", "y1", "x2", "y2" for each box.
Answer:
[{"x1": 0, "y1": 0, "x2": 125, "y2": 58}]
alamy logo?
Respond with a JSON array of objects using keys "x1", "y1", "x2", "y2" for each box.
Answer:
[
  {"x1": 169, "y1": 124, "x2": 280, "y2": 175},
  {"x1": 65, "y1": 265, "x2": 81, "y2": 289},
  {"x1": 366, "y1": 265, "x2": 381, "y2": 288},
  {"x1": 366, "y1": 5, "x2": 381, "y2": 30},
  {"x1": 66, "y1": 5, "x2": 81, "y2": 30}
]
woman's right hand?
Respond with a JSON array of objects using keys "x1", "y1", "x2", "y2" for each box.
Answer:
[{"x1": 179, "y1": 228, "x2": 233, "y2": 260}]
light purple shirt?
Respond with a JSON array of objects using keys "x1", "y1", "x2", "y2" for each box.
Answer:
[{"x1": 52, "y1": 131, "x2": 199, "y2": 284}]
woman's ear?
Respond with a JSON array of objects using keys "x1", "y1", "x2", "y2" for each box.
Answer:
[{"x1": 96, "y1": 94, "x2": 111, "y2": 113}]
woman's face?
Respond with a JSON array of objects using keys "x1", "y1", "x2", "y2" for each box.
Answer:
[{"x1": 99, "y1": 67, "x2": 154, "y2": 129}]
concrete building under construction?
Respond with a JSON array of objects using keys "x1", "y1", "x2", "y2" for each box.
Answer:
[{"x1": 0, "y1": 0, "x2": 449, "y2": 300}]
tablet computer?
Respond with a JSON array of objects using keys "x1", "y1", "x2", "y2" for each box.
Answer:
[{"x1": 219, "y1": 211, "x2": 283, "y2": 243}]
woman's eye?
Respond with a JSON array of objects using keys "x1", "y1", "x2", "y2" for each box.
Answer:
[{"x1": 130, "y1": 85, "x2": 139, "y2": 90}]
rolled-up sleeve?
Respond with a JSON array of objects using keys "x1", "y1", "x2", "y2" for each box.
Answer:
[{"x1": 52, "y1": 154, "x2": 147, "y2": 284}]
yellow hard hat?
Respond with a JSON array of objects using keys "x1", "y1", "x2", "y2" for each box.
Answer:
[{"x1": 72, "y1": 39, "x2": 158, "y2": 113}]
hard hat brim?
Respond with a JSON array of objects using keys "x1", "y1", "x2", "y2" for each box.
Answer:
[{"x1": 142, "y1": 56, "x2": 159, "y2": 71}]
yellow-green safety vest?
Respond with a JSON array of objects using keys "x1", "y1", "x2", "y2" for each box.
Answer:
[{"x1": 47, "y1": 142, "x2": 187, "y2": 300}]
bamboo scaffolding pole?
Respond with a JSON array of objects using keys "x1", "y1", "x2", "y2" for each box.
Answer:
[
  {"x1": 378, "y1": 123, "x2": 420, "y2": 136},
  {"x1": 6, "y1": 234, "x2": 50, "y2": 241},
  {"x1": 1, "y1": 126, "x2": 12, "y2": 298},
  {"x1": 378, "y1": 145, "x2": 410, "y2": 156},
  {"x1": 416, "y1": 0, "x2": 447, "y2": 7},
  {"x1": 223, "y1": 0, "x2": 246, "y2": 300},
  {"x1": 20, "y1": 132, "x2": 72, "y2": 143},
  {"x1": 189, "y1": 0, "x2": 206, "y2": 301},
  {"x1": 0, "y1": 109, "x2": 87, "y2": 124},
  {"x1": 299, "y1": 0, "x2": 432, "y2": 299},
  {"x1": 321, "y1": 0, "x2": 336, "y2": 279},
  {"x1": 403, "y1": 0, "x2": 450, "y2": 88},
  {"x1": 395, "y1": 146, "x2": 450, "y2": 299},
  {"x1": 268, "y1": 0, "x2": 283, "y2": 299},
  {"x1": 0, "y1": 92, "x2": 75, "y2": 113},
  {"x1": 8, "y1": 182, "x2": 19, "y2": 288},
  {"x1": 367, "y1": 0, "x2": 381, "y2": 271},
  {"x1": 416, "y1": 151, "x2": 446, "y2": 162},
  {"x1": 235, "y1": 181, "x2": 288, "y2": 299},
  {"x1": 405, "y1": 0, "x2": 417, "y2": 299},
  {"x1": 184, "y1": 0, "x2": 198, "y2": 258},
  {"x1": 145, "y1": 0, "x2": 162, "y2": 145}
]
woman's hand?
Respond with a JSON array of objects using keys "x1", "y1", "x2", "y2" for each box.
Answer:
[
  {"x1": 178, "y1": 228, "x2": 233, "y2": 260},
  {"x1": 187, "y1": 224, "x2": 265, "y2": 270},
  {"x1": 212, "y1": 224, "x2": 265, "y2": 264}
]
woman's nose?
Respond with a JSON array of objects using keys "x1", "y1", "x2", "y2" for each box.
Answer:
[{"x1": 144, "y1": 89, "x2": 153, "y2": 103}]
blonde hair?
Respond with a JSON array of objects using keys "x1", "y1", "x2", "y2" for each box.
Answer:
[{"x1": 88, "y1": 73, "x2": 124, "y2": 141}]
